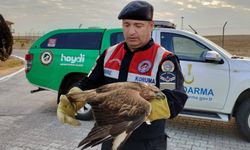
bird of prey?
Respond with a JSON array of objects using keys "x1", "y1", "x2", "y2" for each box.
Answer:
[{"x1": 66, "y1": 82, "x2": 166, "y2": 150}]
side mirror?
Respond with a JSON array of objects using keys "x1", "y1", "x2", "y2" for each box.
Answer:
[{"x1": 204, "y1": 51, "x2": 224, "y2": 64}]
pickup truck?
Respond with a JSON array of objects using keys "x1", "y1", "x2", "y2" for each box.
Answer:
[{"x1": 25, "y1": 21, "x2": 250, "y2": 141}]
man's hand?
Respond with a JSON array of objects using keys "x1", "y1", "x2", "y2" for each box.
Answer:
[
  {"x1": 57, "y1": 87, "x2": 85, "y2": 126},
  {"x1": 147, "y1": 97, "x2": 171, "y2": 122},
  {"x1": 57, "y1": 95, "x2": 80, "y2": 126}
]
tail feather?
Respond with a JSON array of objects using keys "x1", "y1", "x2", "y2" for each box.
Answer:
[
  {"x1": 80, "y1": 136, "x2": 112, "y2": 150},
  {"x1": 78, "y1": 125, "x2": 111, "y2": 148},
  {"x1": 78, "y1": 125, "x2": 112, "y2": 149}
]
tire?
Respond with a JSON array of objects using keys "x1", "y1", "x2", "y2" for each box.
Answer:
[
  {"x1": 236, "y1": 98, "x2": 250, "y2": 141},
  {"x1": 58, "y1": 74, "x2": 93, "y2": 121},
  {"x1": 75, "y1": 103, "x2": 93, "y2": 121}
]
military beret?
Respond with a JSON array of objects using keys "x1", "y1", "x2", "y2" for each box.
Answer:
[{"x1": 118, "y1": 1, "x2": 154, "y2": 21}]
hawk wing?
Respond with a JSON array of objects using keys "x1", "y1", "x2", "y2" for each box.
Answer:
[
  {"x1": 67, "y1": 82, "x2": 143, "y2": 103},
  {"x1": 95, "y1": 82, "x2": 142, "y2": 93},
  {"x1": 78, "y1": 88, "x2": 151, "y2": 150}
]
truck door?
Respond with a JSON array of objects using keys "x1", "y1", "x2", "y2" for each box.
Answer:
[
  {"x1": 36, "y1": 30, "x2": 103, "y2": 90},
  {"x1": 159, "y1": 32, "x2": 230, "y2": 111}
]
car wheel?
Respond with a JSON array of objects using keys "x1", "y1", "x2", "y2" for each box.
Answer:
[
  {"x1": 236, "y1": 98, "x2": 250, "y2": 141},
  {"x1": 76, "y1": 103, "x2": 93, "y2": 121}
]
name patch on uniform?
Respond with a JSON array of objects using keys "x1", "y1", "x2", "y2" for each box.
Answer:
[
  {"x1": 104, "y1": 69, "x2": 112, "y2": 76},
  {"x1": 161, "y1": 60, "x2": 175, "y2": 72},
  {"x1": 104, "y1": 68, "x2": 119, "y2": 79},
  {"x1": 135, "y1": 76, "x2": 155, "y2": 83},
  {"x1": 138, "y1": 60, "x2": 152, "y2": 73}
]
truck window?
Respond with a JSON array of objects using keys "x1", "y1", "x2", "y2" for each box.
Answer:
[
  {"x1": 40, "y1": 32, "x2": 103, "y2": 50},
  {"x1": 161, "y1": 33, "x2": 210, "y2": 61},
  {"x1": 110, "y1": 32, "x2": 124, "y2": 46}
]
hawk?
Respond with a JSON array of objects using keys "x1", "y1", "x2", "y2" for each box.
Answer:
[{"x1": 66, "y1": 82, "x2": 166, "y2": 150}]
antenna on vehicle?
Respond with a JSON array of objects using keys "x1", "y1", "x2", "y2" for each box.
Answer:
[{"x1": 188, "y1": 25, "x2": 198, "y2": 34}]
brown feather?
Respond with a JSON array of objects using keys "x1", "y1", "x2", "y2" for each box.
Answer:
[
  {"x1": 67, "y1": 82, "x2": 163, "y2": 150},
  {"x1": 66, "y1": 89, "x2": 96, "y2": 102}
]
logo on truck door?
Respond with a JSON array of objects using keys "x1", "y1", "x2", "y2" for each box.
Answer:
[
  {"x1": 40, "y1": 51, "x2": 53, "y2": 65},
  {"x1": 184, "y1": 64, "x2": 194, "y2": 84},
  {"x1": 60, "y1": 53, "x2": 85, "y2": 66}
]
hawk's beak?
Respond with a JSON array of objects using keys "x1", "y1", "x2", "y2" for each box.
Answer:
[{"x1": 156, "y1": 92, "x2": 166, "y2": 100}]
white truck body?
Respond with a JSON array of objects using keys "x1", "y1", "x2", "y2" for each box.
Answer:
[{"x1": 152, "y1": 27, "x2": 250, "y2": 141}]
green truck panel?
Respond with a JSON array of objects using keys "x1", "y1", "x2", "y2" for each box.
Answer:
[{"x1": 26, "y1": 28, "x2": 123, "y2": 91}]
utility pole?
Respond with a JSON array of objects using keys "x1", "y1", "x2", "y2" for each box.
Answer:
[
  {"x1": 79, "y1": 24, "x2": 82, "y2": 29},
  {"x1": 181, "y1": 16, "x2": 184, "y2": 30},
  {"x1": 222, "y1": 21, "x2": 227, "y2": 48}
]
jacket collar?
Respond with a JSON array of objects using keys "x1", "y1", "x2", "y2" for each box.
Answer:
[{"x1": 124, "y1": 38, "x2": 154, "y2": 52}]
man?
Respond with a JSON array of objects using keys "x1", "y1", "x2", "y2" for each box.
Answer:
[
  {"x1": 59, "y1": 1, "x2": 187, "y2": 150},
  {"x1": 0, "y1": 14, "x2": 13, "y2": 61}
]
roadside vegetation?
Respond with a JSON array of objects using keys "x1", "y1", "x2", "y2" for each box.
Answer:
[{"x1": 0, "y1": 56, "x2": 24, "y2": 76}]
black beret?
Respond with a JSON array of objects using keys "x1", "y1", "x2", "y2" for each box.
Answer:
[{"x1": 118, "y1": 1, "x2": 153, "y2": 21}]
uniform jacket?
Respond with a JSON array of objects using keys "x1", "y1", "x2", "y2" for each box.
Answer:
[{"x1": 76, "y1": 39, "x2": 188, "y2": 139}]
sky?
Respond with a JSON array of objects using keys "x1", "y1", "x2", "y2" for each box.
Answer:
[{"x1": 1, "y1": 0, "x2": 250, "y2": 36}]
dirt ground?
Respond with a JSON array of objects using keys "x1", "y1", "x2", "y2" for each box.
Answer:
[
  {"x1": 0, "y1": 56, "x2": 24, "y2": 77},
  {"x1": 206, "y1": 35, "x2": 250, "y2": 57}
]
